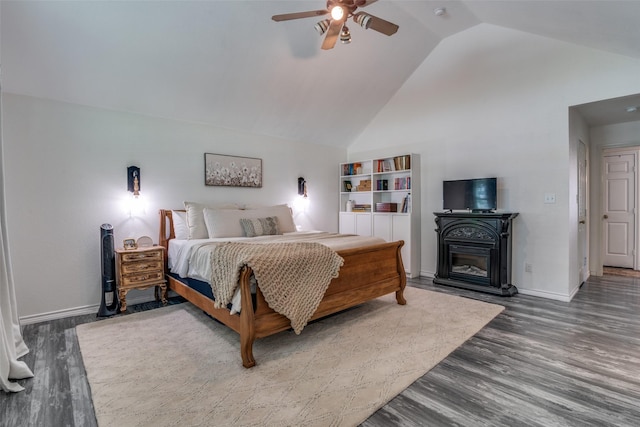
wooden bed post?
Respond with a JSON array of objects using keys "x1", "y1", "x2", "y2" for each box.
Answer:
[
  {"x1": 395, "y1": 241, "x2": 407, "y2": 305},
  {"x1": 239, "y1": 267, "x2": 256, "y2": 368}
]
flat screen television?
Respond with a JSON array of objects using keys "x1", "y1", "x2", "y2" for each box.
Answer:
[{"x1": 443, "y1": 177, "x2": 497, "y2": 213}]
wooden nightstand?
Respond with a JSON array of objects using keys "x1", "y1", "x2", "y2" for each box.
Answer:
[{"x1": 115, "y1": 246, "x2": 167, "y2": 312}]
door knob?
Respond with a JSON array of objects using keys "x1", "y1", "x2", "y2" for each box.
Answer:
[{"x1": 603, "y1": 215, "x2": 609, "y2": 219}]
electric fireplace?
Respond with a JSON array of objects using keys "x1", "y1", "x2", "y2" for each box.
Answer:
[{"x1": 434, "y1": 212, "x2": 518, "y2": 296}]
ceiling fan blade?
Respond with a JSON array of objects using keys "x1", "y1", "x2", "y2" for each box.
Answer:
[
  {"x1": 354, "y1": 0, "x2": 379, "y2": 8},
  {"x1": 321, "y1": 19, "x2": 344, "y2": 50},
  {"x1": 366, "y1": 14, "x2": 399, "y2": 36},
  {"x1": 272, "y1": 10, "x2": 328, "y2": 22}
]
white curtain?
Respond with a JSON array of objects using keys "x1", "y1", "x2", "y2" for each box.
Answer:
[
  {"x1": 0, "y1": 222, "x2": 33, "y2": 392},
  {"x1": 0, "y1": 68, "x2": 34, "y2": 392}
]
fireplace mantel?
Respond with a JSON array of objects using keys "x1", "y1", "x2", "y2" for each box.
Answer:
[{"x1": 433, "y1": 212, "x2": 519, "y2": 296}]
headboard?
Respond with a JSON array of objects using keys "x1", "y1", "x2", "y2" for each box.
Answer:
[{"x1": 159, "y1": 209, "x2": 183, "y2": 268}]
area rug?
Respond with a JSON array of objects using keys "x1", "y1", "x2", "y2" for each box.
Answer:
[{"x1": 76, "y1": 287, "x2": 504, "y2": 427}]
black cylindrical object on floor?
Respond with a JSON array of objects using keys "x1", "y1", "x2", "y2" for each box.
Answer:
[{"x1": 97, "y1": 223, "x2": 119, "y2": 317}]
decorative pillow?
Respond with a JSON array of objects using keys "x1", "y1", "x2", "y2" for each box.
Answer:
[
  {"x1": 171, "y1": 210, "x2": 189, "y2": 240},
  {"x1": 239, "y1": 217, "x2": 280, "y2": 237},
  {"x1": 203, "y1": 204, "x2": 296, "y2": 238},
  {"x1": 184, "y1": 201, "x2": 238, "y2": 239}
]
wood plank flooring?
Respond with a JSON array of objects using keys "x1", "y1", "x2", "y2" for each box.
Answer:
[{"x1": 1, "y1": 275, "x2": 639, "y2": 426}]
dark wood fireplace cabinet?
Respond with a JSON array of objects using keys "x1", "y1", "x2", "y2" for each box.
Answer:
[{"x1": 433, "y1": 212, "x2": 519, "y2": 296}]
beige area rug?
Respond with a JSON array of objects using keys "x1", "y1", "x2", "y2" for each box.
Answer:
[{"x1": 76, "y1": 287, "x2": 504, "y2": 427}]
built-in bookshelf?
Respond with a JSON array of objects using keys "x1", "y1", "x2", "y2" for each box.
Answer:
[{"x1": 339, "y1": 154, "x2": 420, "y2": 277}]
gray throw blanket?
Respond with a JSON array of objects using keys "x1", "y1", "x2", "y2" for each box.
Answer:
[{"x1": 210, "y1": 242, "x2": 344, "y2": 334}]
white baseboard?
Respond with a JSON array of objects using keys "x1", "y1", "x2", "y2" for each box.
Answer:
[
  {"x1": 19, "y1": 294, "x2": 163, "y2": 325},
  {"x1": 416, "y1": 271, "x2": 575, "y2": 302},
  {"x1": 517, "y1": 288, "x2": 572, "y2": 302}
]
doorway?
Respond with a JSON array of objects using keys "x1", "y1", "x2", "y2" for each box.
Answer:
[
  {"x1": 578, "y1": 140, "x2": 588, "y2": 284},
  {"x1": 602, "y1": 148, "x2": 637, "y2": 270}
]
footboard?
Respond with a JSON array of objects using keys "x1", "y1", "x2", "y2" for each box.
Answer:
[{"x1": 239, "y1": 240, "x2": 406, "y2": 367}]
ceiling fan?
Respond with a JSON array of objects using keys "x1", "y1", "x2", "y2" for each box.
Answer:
[{"x1": 272, "y1": 0, "x2": 399, "y2": 50}]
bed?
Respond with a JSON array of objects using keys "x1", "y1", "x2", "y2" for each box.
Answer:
[{"x1": 158, "y1": 206, "x2": 407, "y2": 368}]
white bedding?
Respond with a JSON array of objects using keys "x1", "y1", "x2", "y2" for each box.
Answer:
[{"x1": 167, "y1": 231, "x2": 387, "y2": 313}]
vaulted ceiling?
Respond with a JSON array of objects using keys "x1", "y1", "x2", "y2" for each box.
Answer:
[{"x1": 2, "y1": 1, "x2": 640, "y2": 147}]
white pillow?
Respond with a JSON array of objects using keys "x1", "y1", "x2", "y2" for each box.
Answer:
[
  {"x1": 183, "y1": 201, "x2": 238, "y2": 239},
  {"x1": 172, "y1": 211, "x2": 189, "y2": 240},
  {"x1": 250, "y1": 204, "x2": 296, "y2": 233},
  {"x1": 204, "y1": 205, "x2": 296, "y2": 238},
  {"x1": 273, "y1": 205, "x2": 297, "y2": 233}
]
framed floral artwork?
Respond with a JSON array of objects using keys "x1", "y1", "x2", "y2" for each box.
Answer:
[{"x1": 204, "y1": 153, "x2": 262, "y2": 188}]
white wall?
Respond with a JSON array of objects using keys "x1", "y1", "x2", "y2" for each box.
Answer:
[
  {"x1": 349, "y1": 24, "x2": 640, "y2": 300},
  {"x1": 2, "y1": 94, "x2": 344, "y2": 320}
]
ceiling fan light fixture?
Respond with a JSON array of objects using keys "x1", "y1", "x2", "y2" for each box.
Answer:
[
  {"x1": 353, "y1": 12, "x2": 372, "y2": 29},
  {"x1": 314, "y1": 19, "x2": 331, "y2": 35},
  {"x1": 340, "y1": 26, "x2": 352, "y2": 44},
  {"x1": 330, "y1": 5, "x2": 345, "y2": 20}
]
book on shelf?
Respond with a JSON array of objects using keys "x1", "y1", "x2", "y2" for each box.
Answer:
[
  {"x1": 342, "y1": 162, "x2": 364, "y2": 176},
  {"x1": 351, "y1": 204, "x2": 371, "y2": 212},
  {"x1": 392, "y1": 155, "x2": 411, "y2": 171},
  {"x1": 394, "y1": 177, "x2": 409, "y2": 190},
  {"x1": 376, "y1": 179, "x2": 389, "y2": 190},
  {"x1": 400, "y1": 193, "x2": 411, "y2": 213},
  {"x1": 394, "y1": 157, "x2": 401, "y2": 171}
]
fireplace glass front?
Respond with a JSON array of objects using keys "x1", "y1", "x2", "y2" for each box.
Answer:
[
  {"x1": 448, "y1": 244, "x2": 491, "y2": 285},
  {"x1": 451, "y1": 253, "x2": 488, "y2": 277}
]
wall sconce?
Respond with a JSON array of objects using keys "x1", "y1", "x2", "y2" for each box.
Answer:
[
  {"x1": 126, "y1": 166, "x2": 145, "y2": 217},
  {"x1": 127, "y1": 166, "x2": 140, "y2": 197},
  {"x1": 298, "y1": 177, "x2": 308, "y2": 198}
]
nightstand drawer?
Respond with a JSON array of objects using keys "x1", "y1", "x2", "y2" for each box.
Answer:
[
  {"x1": 121, "y1": 271, "x2": 165, "y2": 287},
  {"x1": 120, "y1": 250, "x2": 162, "y2": 263},
  {"x1": 121, "y1": 260, "x2": 163, "y2": 275}
]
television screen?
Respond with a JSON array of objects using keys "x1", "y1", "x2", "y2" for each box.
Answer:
[{"x1": 443, "y1": 178, "x2": 497, "y2": 212}]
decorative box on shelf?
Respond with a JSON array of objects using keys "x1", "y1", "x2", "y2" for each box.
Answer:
[
  {"x1": 356, "y1": 180, "x2": 372, "y2": 192},
  {"x1": 375, "y1": 202, "x2": 398, "y2": 212}
]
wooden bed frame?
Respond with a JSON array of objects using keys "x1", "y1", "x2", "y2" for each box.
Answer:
[{"x1": 158, "y1": 209, "x2": 407, "y2": 368}]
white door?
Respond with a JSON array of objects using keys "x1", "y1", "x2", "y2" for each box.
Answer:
[
  {"x1": 578, "y1": 140, "x2": 588, "y2": 283},
  {"x1": 603, "y1": 152, "x2": 636, "y2": 268}
]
